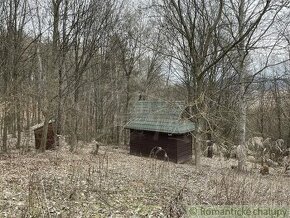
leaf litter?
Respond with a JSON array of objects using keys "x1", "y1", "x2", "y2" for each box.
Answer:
[{"x1": 0, "y1": 144, "x2": 289, "y2": 217}]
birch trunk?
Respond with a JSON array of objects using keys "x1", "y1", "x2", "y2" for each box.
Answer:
[
  {"x1": 237, "y1": 80, "x2": 247, "y2": 171},
  {"x1": 237, "y1": 0, "x2": 247, "y2": 171}
]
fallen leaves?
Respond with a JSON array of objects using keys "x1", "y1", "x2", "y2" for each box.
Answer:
[{"x1": 0, "y1": 145, "x2": 289, "y2": 217}]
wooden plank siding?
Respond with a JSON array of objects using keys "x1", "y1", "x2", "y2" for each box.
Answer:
[
  {"x1": 176, "y1": 134, "x2": 192, "y2": 163},
  {"x1": 34, "y1": 123, "x2": 56, "y2": 150},
  {"x1": 129, "y1": 130, "x2": 192, "y2": 163}
]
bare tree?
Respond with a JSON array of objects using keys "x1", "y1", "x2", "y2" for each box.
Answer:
[
  {"x1": 116, "y1": 11, "x2": 147, "y2": 145},
  {"x1": 0, "y1": 0, "x2": 30, "y2": 151},
  {"x1": 155, "y1": 0, "x2": 273, "y2": 166},
  {"x1": 224, "y1": 0, "x2": 286, "y2": 170}
]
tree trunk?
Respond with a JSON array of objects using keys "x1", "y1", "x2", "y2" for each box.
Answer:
[
  {"x1": 16, "y1": 99, "x2": 21, "y2": 149},
  {"x1": 56, "y1": 0, "x2": 68, "y2": 146},
  {"x1": 56, "y1": 67, "x2": 63, "y2": 147},
  {"x1": 238, "y1": 92, "x2": 247, "y2": 171},
  {"x1": 71, "y1": 77, "x2": 80, "y2": 152},
  {"x1": 2, "y1": 109, "x2": 8, "y2": 152},
  {"x1": 124, "y1": 74, "x2": 130, "y2": 145},
  {"x1": 194, "y1": 118, "x2": 202, "y2": 166},
  {"x1": 186, "y1": 78, "x2": 203, "y2": 166},
  {"x1": 286, "y1": 107, "x2": 290, "y2": 148},
  {"x1": 273, "y1": 78, "x2": 282, "y2": 139},
  {"x1": 258, "y1": 83, "x2": 265, "y2": 137},
  {"x1": 207, "y1": 132, "x2": 213, "y2": 158},
  {"x1": 40, "y1": 115, "x2": 49, "y2": 152},
  {"x1": 194, "y1": 75, "x2": 205, "y2": 166},
  {"x1": 26, "y1": 99, "x2": 31, "y2": 130},
  {"x1": 237, "y1": 0, "x2": 247, "y2": 171}
]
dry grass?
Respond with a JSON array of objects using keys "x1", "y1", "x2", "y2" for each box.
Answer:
[{"x1": 0, "y1": 144, "x2": 289, "y2": 217}]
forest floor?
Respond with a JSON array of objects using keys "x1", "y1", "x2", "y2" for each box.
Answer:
[{"x1": 0, "y1": 142, "x2": 289, "y2": 217}]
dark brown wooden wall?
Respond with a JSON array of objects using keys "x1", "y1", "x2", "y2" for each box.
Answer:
[
  {"x1": 34, "y1": 123, "x2": 55, "y2": 150},
  {"x1": 176, "y1": 134, "x2": 192, "y2": 163},
  {"x1": 129, "y1": 130, "x2": 192, "y2": 163}
]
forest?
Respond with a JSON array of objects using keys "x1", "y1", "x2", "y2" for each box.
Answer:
[{"x1": 0, "y1": 0, "x2": 290, "y2": 217}]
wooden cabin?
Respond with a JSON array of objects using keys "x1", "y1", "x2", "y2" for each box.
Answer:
[
  {"x1": 125, "y1": 101, "x2": 195, "y2": 163},
  {"x1": 32, "y1": 120, "x2": 56, "y2": 150}
]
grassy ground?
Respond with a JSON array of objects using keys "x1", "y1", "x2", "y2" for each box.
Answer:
[{"x1": 0, "y1": 144, "x2": 289, "y2": 217}]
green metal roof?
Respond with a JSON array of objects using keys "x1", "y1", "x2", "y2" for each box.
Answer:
[{"x1": 124, "y1": 101, "x2": 195, "y2": 134}]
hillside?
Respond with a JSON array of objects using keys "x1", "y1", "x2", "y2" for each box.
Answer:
[{"x1": 0, "y1": 145, "x2": 289, "y2": 217}]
